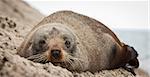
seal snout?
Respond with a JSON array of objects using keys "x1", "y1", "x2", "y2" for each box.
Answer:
[
  {"x1": 51, "y1": 49, "x2": 61, "y2": 59},
  {"x1": 48, "y1": 42, "x2": 64, "y2": 62}
]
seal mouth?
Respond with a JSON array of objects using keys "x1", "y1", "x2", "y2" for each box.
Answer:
[{"x1": 52, "y1": 62, "x2": 67, "y2": 67}]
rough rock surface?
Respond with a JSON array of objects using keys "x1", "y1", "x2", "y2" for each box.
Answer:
[{"x1": 0, "y1": 0, "x2": 135, "y2": 77}]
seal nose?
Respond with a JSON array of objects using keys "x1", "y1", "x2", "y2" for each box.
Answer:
[{"x1": 51, "y1": 49, "x2": 61, "y2": 59}]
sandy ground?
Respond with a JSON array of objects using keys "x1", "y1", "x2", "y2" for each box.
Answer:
[{"x1": 0, "y1": 0, "x2": 148, "y2": 77}]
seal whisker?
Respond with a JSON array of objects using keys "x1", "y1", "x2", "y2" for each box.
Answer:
[
  {"x1": 73, "y1": 58, "x2": 83, "y2": 71},
  {"x1": 27, "y1": 54, "x2": 47, "y2": 63},
  {"x1": 69, "y1": 58, "x2": 75, "y2": 69},
  {"x1": 38, "y1": 56, "x2": 43, "y2": 63},
  {"x1": 65, "y1": 56, "x2": 75, "y2": 70},
  {"x1": 38, "y1": 54, "x2": 47, "y2": 63}
]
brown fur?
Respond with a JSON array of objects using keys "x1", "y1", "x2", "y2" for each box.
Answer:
[{"x1": 17, "y1": 10, "x2": 139, "y2": 74}]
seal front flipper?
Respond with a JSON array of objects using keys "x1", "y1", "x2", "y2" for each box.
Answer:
[
  {"x1": 17, "y1": 30, "x2": 35, "y2": 58},
  {"x1": 17, "y1": 39, "x2": 33, "y2": 58}
]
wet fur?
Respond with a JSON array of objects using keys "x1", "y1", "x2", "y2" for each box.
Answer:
[{"x1": 17, "y1": 11, "x2": 139, "y2": 75}]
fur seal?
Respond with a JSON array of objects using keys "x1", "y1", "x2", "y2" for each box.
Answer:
[{"x1": 17, "y1": 11, "x2": 139, "y2": 75}]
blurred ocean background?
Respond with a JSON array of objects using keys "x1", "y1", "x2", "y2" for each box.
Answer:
[{"x1": 25, "y1": 0, "x2": 149, "y2": 74}]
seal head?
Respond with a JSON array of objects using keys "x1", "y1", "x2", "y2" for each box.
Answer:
[{"x1": 18, "y1": 23, "x2": 89, "y2": 72}]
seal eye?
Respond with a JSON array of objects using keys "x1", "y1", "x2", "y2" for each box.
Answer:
[{"x1": 65, "y1": 40, "x2": 71, "y2": 48}]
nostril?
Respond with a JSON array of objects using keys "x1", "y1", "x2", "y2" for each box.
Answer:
[{"x1": 51, "y1": 49, "x2": 61, "y2": 59}]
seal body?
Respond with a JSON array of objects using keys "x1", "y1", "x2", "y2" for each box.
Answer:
[{"x1": 17, "y1": 11, "x2": 139, "y2": 73}]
